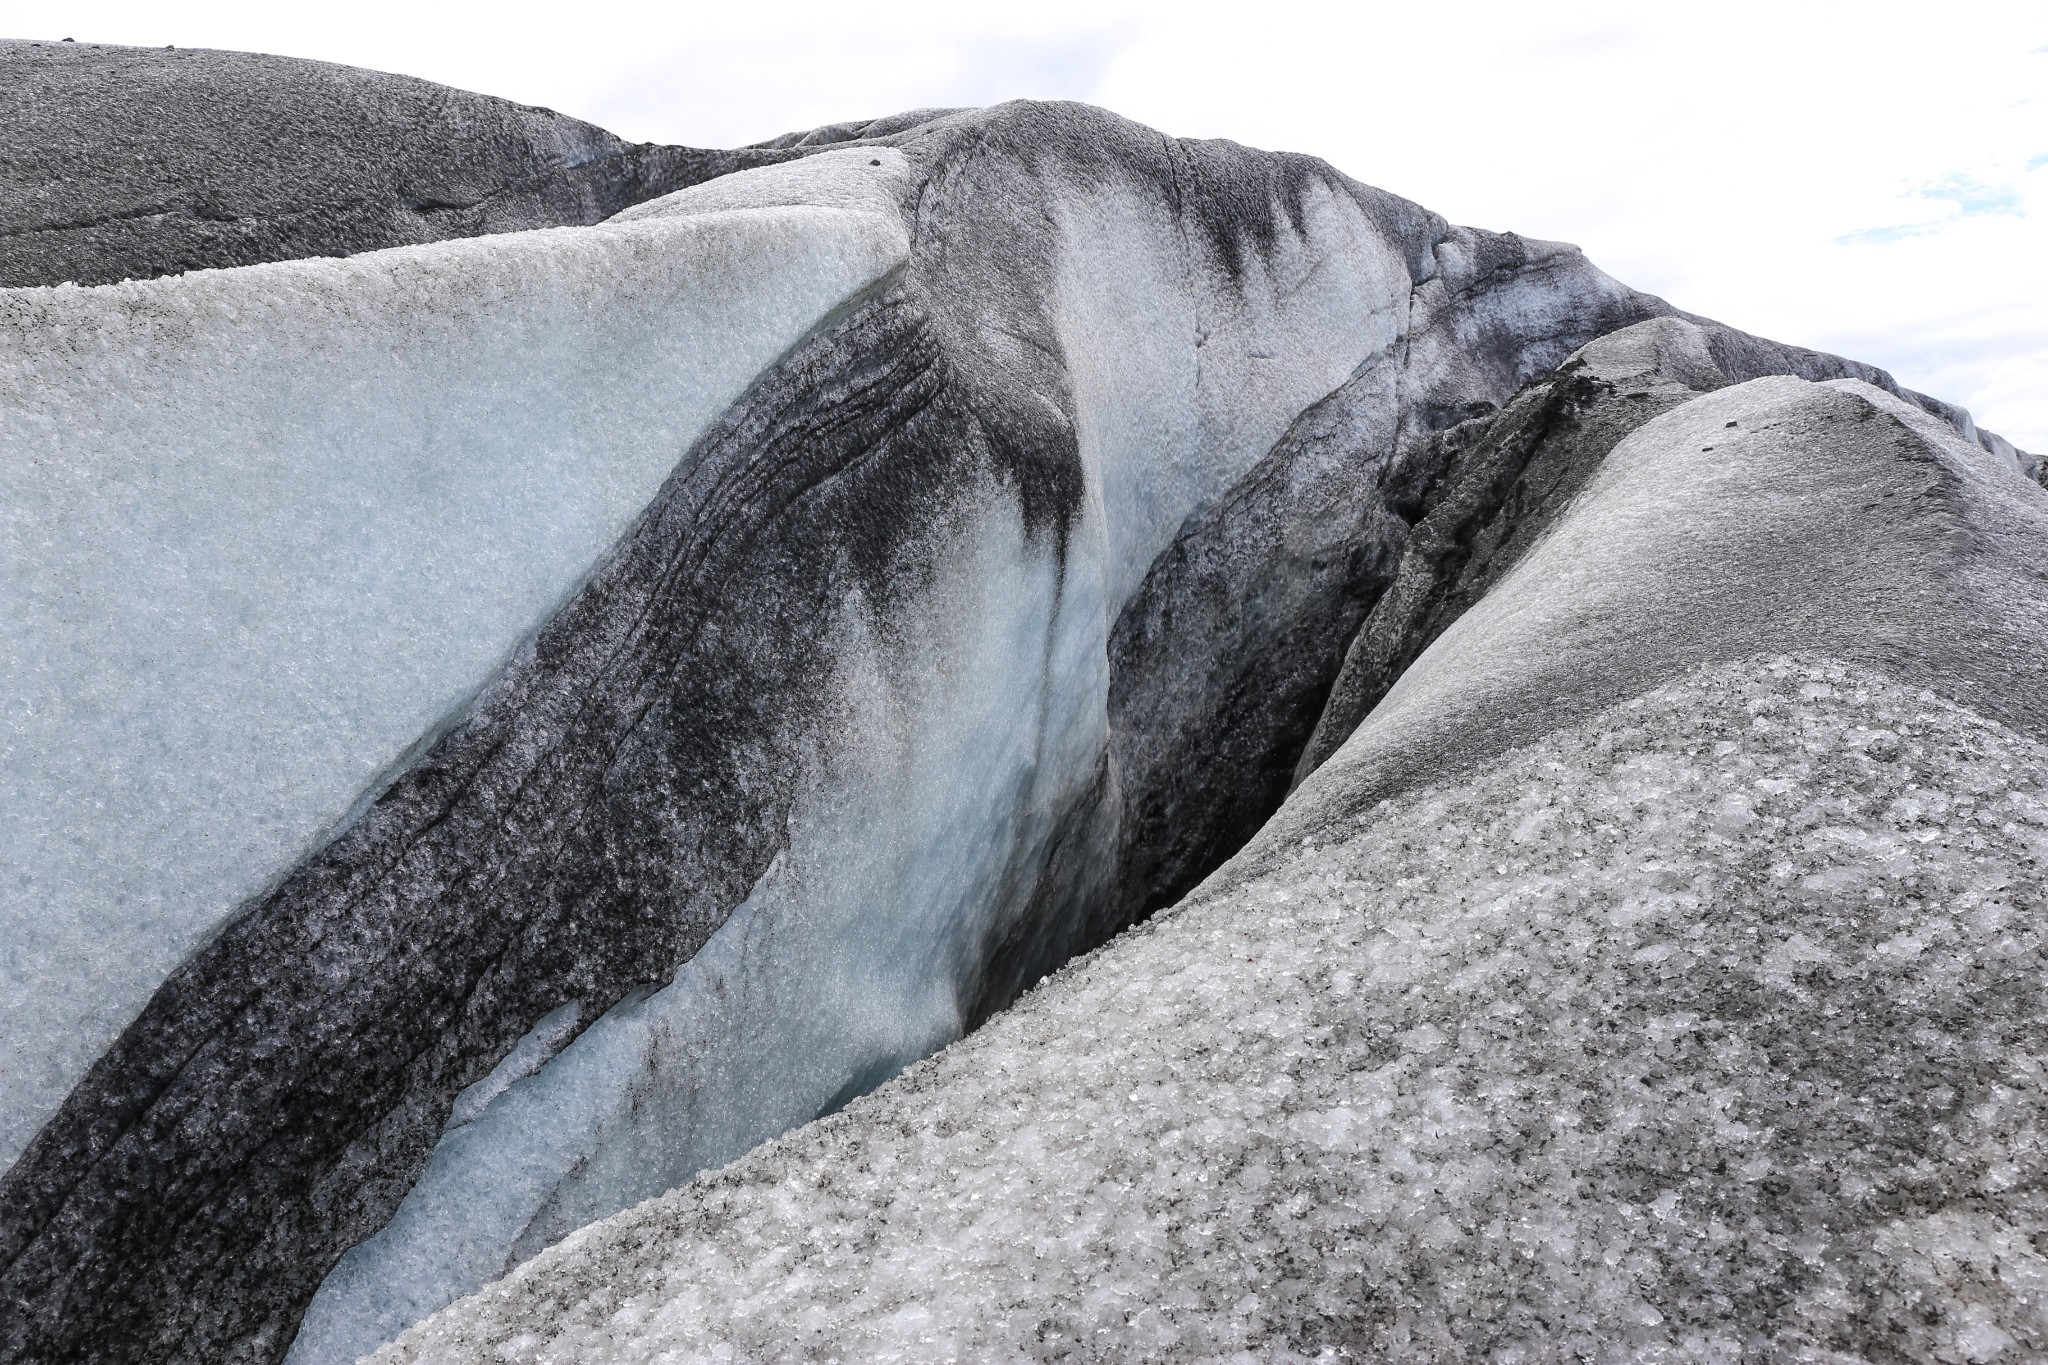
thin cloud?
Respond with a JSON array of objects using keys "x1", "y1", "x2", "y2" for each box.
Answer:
[
  {"x1": 1917, "y1": 172, "x2": 2025, "y2": 217},
  {"x1": 1834, "y1": 223, "x2": 1943, "y2": 246},
  {"x1": 948, "y1": 27, "x2": 1140, "y2": 107},
  {"x1": 581, "y1": 24, "x2": 1138, "y2": 147},
  {"x1": 1834, "y1": 171, "x2": 2026, "y2": 246}
]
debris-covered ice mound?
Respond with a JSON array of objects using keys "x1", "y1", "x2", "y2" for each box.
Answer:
[
  {"x1": 0, "y1": 38, "x2": 788, "y2": 287},
  {"x1": 378, "y1": 658, "x2": 2048, "y2": 1364}
]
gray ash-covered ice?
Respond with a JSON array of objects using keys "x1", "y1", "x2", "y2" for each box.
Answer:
[
  {"x1": 0, "y1": 40, "x2": 790, "y2": 287},
  {"x1": 374, "y1": 657, "x2": 2048, "y2": 1364},
  {"x1": 1295, "y1": 315, "x2": 1736, "y2": 780},
  {"x1": 1291, "y1": 314, "x2": 2048, "y2": 785},
  {"x1": 2, "y1": 56, "x2": 2043, "y2": 1365},
  {"x1": 1255, "y1": 370, "x2": 2048, "y2": 871}
]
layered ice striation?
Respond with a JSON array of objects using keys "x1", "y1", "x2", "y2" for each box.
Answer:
[
  {"x1": 286, "y1": 476, "x2": 1114, "y2": 1365},
  {"x1": 4, "y1": 80, "x2": 2043, "y2": 1365},
  {"x1": 0, "y1": 151, "x2": 912, "y2": 1171},
  {"x1": 377, "y1": 657, "x2": 2048, "y2": 1364}
]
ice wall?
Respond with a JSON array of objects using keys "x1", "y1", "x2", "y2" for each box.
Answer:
[
  {"x1": 288, "y1": 480, "x2": 1110, "y2": 1364},
  {"x1": 0, "y1": 160, "x2": 909, "y2": 1169},
  {"x1": 284, "y1": 135, "x2": 1424, "y2": 1363}
]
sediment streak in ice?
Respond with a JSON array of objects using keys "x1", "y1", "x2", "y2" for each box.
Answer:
[{"x1": 0, "y1": 153, "x2": 911, "y2": 1171}]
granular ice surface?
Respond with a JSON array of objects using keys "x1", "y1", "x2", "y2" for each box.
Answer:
[{"x1": 381, "y1": 658, "x2": 2048, "y2": 1365}]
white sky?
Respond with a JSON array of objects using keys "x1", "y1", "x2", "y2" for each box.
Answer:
[{"x1": 11, "y1": 0, "x2": 2046, "y2": 448}]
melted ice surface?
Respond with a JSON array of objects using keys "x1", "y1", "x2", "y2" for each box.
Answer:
[
  {"x1": 0, "y1": 201, "x2": 907, "y2": 1169},
  {"x1": 1054, "y1": 171, "x2": 1410, "y2": 608},
  {"x1": 379, "y1": 659, "x2": 2048, "y2": 1364}
]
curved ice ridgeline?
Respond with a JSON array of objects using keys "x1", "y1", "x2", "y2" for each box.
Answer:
[{"x1": 0, "y1": 47, "x2": 2041, "y2": 1365}]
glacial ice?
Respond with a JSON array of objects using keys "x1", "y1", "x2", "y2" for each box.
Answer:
[
  {"x1": 285, "y1": 480, "x2": 1116, "y2": 1365},
  {"x1": 1250, "y1": 372, "x2": 2048, "y2": 871},
  {"x1": 13, "y1": 86, "x2": 2043, "y2": 1365},
  {"x1": 0, "y1": 195, "x2": 907, "y2": 1169},
  {"x1": 283, "y1": 141, "x2": 1445, "y2": 1362},
  {"x1": 375, "y1": 656, "x2": 2048, "y2": 1363},
  {"x1": 289, "y1": 164, "x2": 1432, "y2": 1345}
]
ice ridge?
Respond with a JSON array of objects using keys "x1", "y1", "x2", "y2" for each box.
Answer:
[{"x1": 1, "y1": 70, "x2": 2042, "y2": 1365}]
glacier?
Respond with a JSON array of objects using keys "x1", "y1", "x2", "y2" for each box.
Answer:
[
  {"x1": 379, "y1": 655, "x2": 2048, "y2": 1365},
  {"x1": 2, "y1": 40, "x2": 2043, "y2": 1365},
  {"x1": 376, "y1": 357, "x2": 2048, "y2": 1365},
  {"x1": 0, "y1": 157, "x2": 911, "y2": 1175}
]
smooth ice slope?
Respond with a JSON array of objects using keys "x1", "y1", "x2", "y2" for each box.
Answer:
[
  {"x1": 0, "y1": 160, "x2": 909, "y2": 1168},
  {"x1": 1048, "y1": 161, "x2": 1413, "y2": 607},
  {"x1": 377, "y1": 657, "x2": 2048, "y2": 1363}
]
